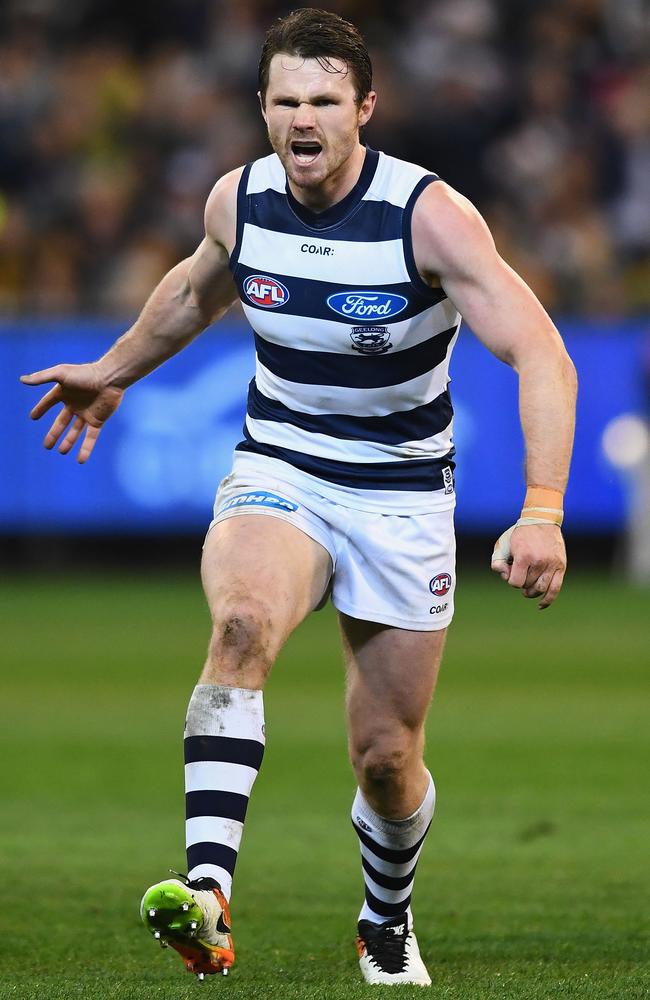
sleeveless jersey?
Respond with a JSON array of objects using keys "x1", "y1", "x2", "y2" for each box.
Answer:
[{"x1": 228, "y1": 146, "x2": 461, "y2": 513}]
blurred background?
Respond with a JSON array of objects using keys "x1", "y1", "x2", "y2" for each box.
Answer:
[
  {"x1": 1, "y1": 0, "x2": 649, "y2": 574},
  {"x1": 2, "y1": 8, "x2": 649, "y2": 994}
]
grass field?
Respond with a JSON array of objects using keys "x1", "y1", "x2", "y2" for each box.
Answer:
[{"x1": 1, "y1": 569, "x2": 649, "y2": 999}]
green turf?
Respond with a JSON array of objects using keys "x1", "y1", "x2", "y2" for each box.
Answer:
[{"x1": 1, "y1": 570, "x2": 649, "y2": 999}]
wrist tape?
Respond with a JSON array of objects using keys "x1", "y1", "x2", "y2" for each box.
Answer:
[
  {"x1": 492, "y1": 486, "x2": 564, "y2": 563},
  {"x1": 520, "y1": 485, "x2": 564, "y2": 527}
]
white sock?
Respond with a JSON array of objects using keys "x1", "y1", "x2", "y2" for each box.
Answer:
[
  {"x1": 351, "y1": 773, "x2": 436, "y2": 930},
  {"x1": 184, "y1": 684, "x2": 265, "y2": 900}
]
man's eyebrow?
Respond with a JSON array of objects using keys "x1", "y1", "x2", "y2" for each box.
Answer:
[{"x1": 271, "y1": 93, "x2": 340, "y2": 103}]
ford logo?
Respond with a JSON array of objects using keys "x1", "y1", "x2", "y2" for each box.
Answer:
[{"x1": 326, "y1": 290, "x2": 408, "y2": 321}]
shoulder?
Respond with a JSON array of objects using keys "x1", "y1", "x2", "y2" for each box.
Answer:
[
  {"x1": 411, "y1": 180, "x2": 497, "y2": 281},
  {"x1": 204, "y1": 154, "x2": 285, "y2": 250},
  {"x1": 204, "y1": 166, "x2": 246, "y2": 250},
  {"x1": 412, "y1": 181, "x2": 491, "y2": 246}
]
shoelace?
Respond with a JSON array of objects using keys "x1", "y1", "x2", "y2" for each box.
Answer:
[
  {"x1": 168, "y1": 869, "x2": 222, "y2": 892},
  {"x1": 364, "y1": 925, "x2": 408, "y2": 974},
  {"x1": 168, "y1": 869, "x2": 231, "y2": 938}
]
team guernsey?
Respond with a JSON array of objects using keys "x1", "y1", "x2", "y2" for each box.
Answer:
[{"x1": 228, "y1": 146, "x2": 461, "y2": 513}]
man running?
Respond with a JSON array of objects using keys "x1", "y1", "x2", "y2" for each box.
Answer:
[{"x1": 21, "y1": 8, "x2": 576, "y2": 986}]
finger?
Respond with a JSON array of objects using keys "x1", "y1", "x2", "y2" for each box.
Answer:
[
  {"x1": 523, "y1": 562, "x2": 544, "y2": 591},
  {"x1": 58, "y1": 416, "x2": 85, "y2": 455},
  {"x1": 77, "y1": 424, "x2": 101, "y2": 463},
  {"x1": 523, "y1": 573, "x2": 548, "y2": 599},
  {"x1": 20, "y1": 366, "x2": 66, "y2": 386},
  {"x1": 538, "y1": 568, "x2": 565, "y2": 610},
  {"x1": 43, "y1": 407, "x2": 74, "y2": 449},
  {"x1": 30, "y1": 384, "x2": 63, "y2": 420},
  {"x1": 490, "y1": 558, "x2": 511, "y2": 582},
  {"x1": 507, "y1": 556, "x2": 529, "y2": 589},
  {"x1": 523, "y1": 579, "x2": 546, "y2": 598},
  {"x1": 492, "y1": 525, "x2": 514, "y2": 565}
]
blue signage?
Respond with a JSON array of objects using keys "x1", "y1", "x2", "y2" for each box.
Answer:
[{"x1": 2, "y1": 317, "x2": 647, "y2": 533}]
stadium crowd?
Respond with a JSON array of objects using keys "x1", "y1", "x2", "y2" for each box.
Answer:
[{"x1": 0, "y1": 0, "x2": 648, "y2": 317}]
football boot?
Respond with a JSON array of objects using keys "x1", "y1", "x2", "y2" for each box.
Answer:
[
  {"x1": 356, "y1": 913, "x2": 431, "y2": 986},
  {"x1": 141, "y1": 873, "x2": 234, "y2": 979}
]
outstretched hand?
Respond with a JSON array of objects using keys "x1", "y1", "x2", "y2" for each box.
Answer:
[
  {"x1": 20, "y1": 363, "x2": 123, "y2": 463},
  {"x1": 491, "y1": 522, "x2": 567, "y2": 609}
]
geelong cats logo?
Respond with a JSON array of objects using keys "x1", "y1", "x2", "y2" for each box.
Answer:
[{"x1": 350, "y1": 326, "x2": 392, "y2": 355}]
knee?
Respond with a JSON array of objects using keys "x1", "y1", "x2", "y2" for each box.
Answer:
[
  {"x1": 351, "y1": 733, "x2": 417, "y2": 792},
  {"x1": 205, "y1": 600, "x2": 277, "y2": 686}
]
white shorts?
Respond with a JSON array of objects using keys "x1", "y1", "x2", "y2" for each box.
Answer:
[{"x1": 209, "y1": 464, "x2": 456, "y2": 632}]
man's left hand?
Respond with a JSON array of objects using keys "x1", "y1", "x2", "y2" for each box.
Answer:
[{"x1": 491, "y1": 523, "x2": 567, "y2": 609}]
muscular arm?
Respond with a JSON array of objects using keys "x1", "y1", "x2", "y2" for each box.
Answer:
[
  {"x1": 412, "y1": 182, "x2": 578, "y2": 605},
  {"x1": 21, "y1": 168, "x2": 243, "y2": 461},
  {"x1": 413, "y1": 182, "x2": 577, "y2": 489},
  {"x1": 96, "y1": 168, "x2": 242, "y2": 388}
]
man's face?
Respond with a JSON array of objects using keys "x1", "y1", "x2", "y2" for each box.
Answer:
[{"x1": 260, "y1": 53, "x2": 375, "y2": 191}]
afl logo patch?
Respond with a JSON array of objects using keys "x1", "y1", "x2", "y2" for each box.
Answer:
[
  {"x1": 244, "y1": 275, "x2": 289, "y2": 308},
  {"x1": 327, "y1": 291, "x2": 408, "y2": 321},
  {"x1": 429, "y1": 573, "x2": 452, "y2": 596}
]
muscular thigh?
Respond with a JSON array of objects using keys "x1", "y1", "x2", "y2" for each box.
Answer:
[
  {"x1": 200, "y1": 514, "x2": 332, "y2": 681},
  {"x1": 340, "y1": 615, "x2": 447, "y2": 745},
  {"x1": 203, "y1": 513, "x2": 332, "y2": 631}
]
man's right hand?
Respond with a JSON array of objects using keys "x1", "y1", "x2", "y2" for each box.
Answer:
[{"x1": 20, "y1": 363, "x2": 124, "y2": 463}]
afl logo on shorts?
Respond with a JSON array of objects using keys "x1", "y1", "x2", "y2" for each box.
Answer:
[
  {"x1": 244, "y1": 275, "x2": 289, "y2": 308},
  {"x1": 429, "y1": 573, "x2": 452, "y2": 596}
]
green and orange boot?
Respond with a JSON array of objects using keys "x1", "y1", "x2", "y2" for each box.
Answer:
[{"x1": 140, "y1": 873, "x2": 234, "y2": 980}]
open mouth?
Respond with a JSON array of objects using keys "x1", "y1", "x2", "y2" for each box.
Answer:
[{"x1": 290, "y1": 141, "x2": 322, "y2": 165}]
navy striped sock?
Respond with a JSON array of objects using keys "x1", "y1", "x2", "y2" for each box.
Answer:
[
  {"x1": 351, "y1": 773, "x2": 435, "y2": 928},
  {"x1": 184, "y1": 685, "x2": 265, "y2": 900}
]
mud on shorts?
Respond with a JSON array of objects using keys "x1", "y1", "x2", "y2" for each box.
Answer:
[{"x1": 208, "y1": 466, "x2": 456, "y2": 632}]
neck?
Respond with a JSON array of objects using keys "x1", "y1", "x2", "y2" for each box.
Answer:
[{"x1": 287, "y1": 143, "x2": 367, "y2": 213}]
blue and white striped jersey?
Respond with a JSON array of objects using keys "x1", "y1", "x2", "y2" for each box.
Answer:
[{"x1": 228, "y1": 146, "x2": 461, "y2": 513}]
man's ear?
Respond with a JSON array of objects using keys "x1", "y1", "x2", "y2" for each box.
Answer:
[
  {"x1": 357, "y1": 90, "x2": 377, "y2": 129},
  {"x1": 258, "y1": 91, "x2": 267, "y2": 123}
]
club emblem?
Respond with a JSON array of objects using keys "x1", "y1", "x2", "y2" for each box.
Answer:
[{"x1": 350, "y1": 326, "x2": 392, "y2": 355}]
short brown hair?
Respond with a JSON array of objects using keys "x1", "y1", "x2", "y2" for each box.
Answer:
[{"x1": 258, "y1": 8, "x2": 372, "y2": 106}]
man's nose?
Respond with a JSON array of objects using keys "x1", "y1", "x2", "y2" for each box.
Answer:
[{"x1": 292, "y1": 102, "x2": 316, "y2": 129}]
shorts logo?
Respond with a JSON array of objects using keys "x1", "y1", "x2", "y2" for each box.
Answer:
[
  {"x1": 326, "y1": 291, "x2": 408, "y2": 321},
  {"x1": 350, "y1": 326, "x2": 392, "y2": 355},
  {"x1": 429, "y1": 601, "x2": 449, "y2": 615},
  {"x1": 430, "y1": 573, "x2": 452, "y2": 597},
  {"x1": 222, "y1": 490, "x2": 298, "y2": 513},
  {"x1": 244, "y1": 275, "x2": 290, "y2": 308},
  {"x1": 442, "y1": 466, "x2": 454, "y2": 495}
]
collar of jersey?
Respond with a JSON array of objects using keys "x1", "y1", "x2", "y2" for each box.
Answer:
[{"x1": 284, "y1": 146, "x2": 379, "y2": 231}]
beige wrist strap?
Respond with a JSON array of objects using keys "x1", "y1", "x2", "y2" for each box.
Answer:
[
  {"x1": 492, "y1": 486, "x2": 564, "y2": 563},
  {"x1": 520, "y1": 485, "x2": 564, "y2": 527}
]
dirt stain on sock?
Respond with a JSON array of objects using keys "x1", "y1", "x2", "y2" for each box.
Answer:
[{"x1": 186, "y1": 684, "x2": 262, "y2": 736}]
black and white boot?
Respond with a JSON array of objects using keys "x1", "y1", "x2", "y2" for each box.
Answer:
[{"x1": 356, "y1": 913, "x2": 431, "y2": 986}]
